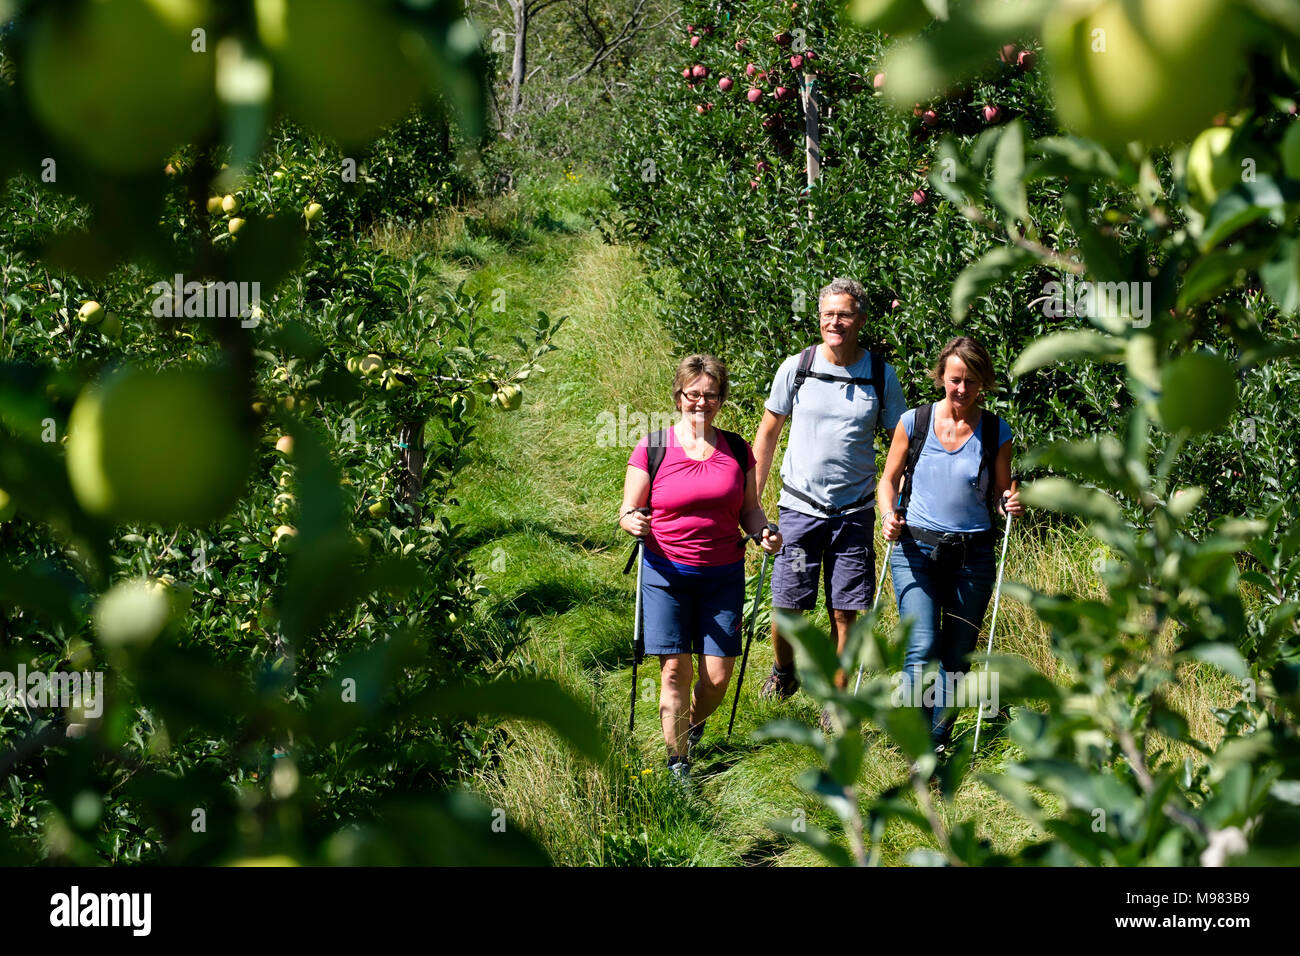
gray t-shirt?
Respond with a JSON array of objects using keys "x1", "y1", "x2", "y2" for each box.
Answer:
[{"x1": 765, "y1": 347, "x2": 907, "y2": 518}]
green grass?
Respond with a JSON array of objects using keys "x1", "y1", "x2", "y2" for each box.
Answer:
[{"x1": 410, "y1": 172, "x2": 1243, "y2": 866}]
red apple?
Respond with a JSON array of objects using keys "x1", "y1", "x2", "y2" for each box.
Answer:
[
  {"x1": 735, "y1": 39, "x2": 747, "y2": 51},
  {"x1": 790, "y1": 54, "x2": 804, "y2": 70},
  {"x1": 681, "y1": 67, "x2": 691, "y2": 78},
  {"x1": 691, "y1": 64, "x2": 707, "y2": 78},
  {"x1": 922, "y1": 109, "x2": 938, "y2": 126},
  {"x1": 774, "y1": 86, "x2": 793, "y2": 101},
  {"x1": 756, "y1": 160, "x2": 770, "y2": 173},
  {"x1": 747, "y1": 87, "x2": 763, "y2": 103},
  {"x1": 687, "y1": 24, "x2": 695, "y2": 33},
  {"x1": 999, "y1": 43, "x2": 1018, "y2": 64},
  {"x1": 719, "y1": 76, "x2": 733, "y2": 91},
  {"x1": 873, "y1": 72, "x2": 886, "y2": 89},
  {"x1": 911, "y1": 189, "x2": 927, "y2": 205},
  {"x1": 749, "y1": 179, "x2": 759, "y2": 188},
  {"x1": 774, "y1": 31, "x2": 792, "y2": 47},
  {"x1": 701, "y1": 25, "x2": 713, "y2": 36},
  {"x1": 746, "y1": 62, "x2": 758, "y2": 77},
  {"x1": 982, "y1": 104, "x2": 1002, "y2": 123},
  {"x1": 762, "y1": 114, "x2": 782, "y2": 130},
  {"x1": 690, "y1": 35, "x2": 700, "y2": 48},
  {"x1": 805, "y1": 50, "x2": 816, "y2": 62},
  {"x1": 891, "y1": 299, "x2": 901, "y2": 309},
  {"x1": 1017, "y1": 49, "x2": 1035, "y2": 70},
  {"x1": 696, "y1": 104, "x2": 706, "y2": 114}
]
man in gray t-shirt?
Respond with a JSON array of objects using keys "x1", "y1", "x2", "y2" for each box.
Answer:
[{"x1": 751, "y1": 278, "x2": 906, "y2": 717}]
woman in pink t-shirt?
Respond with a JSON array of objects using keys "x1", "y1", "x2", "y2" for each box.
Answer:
[{"x1": 618, "y1": 355, "x2": 781, "y2": 782}]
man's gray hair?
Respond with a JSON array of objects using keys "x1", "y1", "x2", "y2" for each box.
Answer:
[{"x1": 818, "y1": 278, "x2": 868, "y2": 314}]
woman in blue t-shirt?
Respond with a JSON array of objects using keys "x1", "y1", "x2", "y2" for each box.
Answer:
[{"x1": 876, "y1": 336, "x2": 1023, "y2": 757}]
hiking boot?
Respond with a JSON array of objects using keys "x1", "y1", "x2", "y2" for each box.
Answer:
[
  {"x1": 687, "y1": 720, "x2": 705, "y2": 759},
  {"x1": 759, "y1": 664, "x2": 799, "y2": 701},
  {"x1": 668, "y1": 759, "x2": 691, "y2": 787}
]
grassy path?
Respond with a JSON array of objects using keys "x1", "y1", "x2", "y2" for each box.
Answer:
[{"x1": 444, "y1": 181, "x2": 1235, "y2": 866}]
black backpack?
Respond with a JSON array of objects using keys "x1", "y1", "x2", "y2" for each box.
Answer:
[
  {"x1": 782, "y1": 346, "x2": 889, "y2": 516},
  {"x1": 899, "y1": 403, "x2": 1002, "y2": 529}
]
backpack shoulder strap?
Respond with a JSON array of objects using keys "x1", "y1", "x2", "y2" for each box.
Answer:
[
  {"x1": 899, "y1": 403, "x2": 931, "y2": 513},
  {"x1": 645, "y1": 428, "x2": 669, "y2": 507},
  {"x1": 790, "y1": 346, "x2": 818, "y2": 404},
  {"x1": 716, "y1": 428, "x2": 749, "y2": 469},
  {"x1": 979, "y1": 410, "x2": 1000, "y2": 527},
  {"x1": 869, "y1": 351, "x2": 886, "y2": 436}
]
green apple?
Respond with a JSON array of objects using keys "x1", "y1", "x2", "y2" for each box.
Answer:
[
  {"x1": 206, "y1": 196, "x2": 224, "y2": 214},
  {"x1": 1185, "y1": 126, "x2": 1236, "y2": 206},
  {"x1": 273, "y1": 492, "x2": 295, "y2": 516},
  {"x1": 345, "y1": 357, "x2": 360, "y2": 374},
  {"x1": 496, "y1": 384, "x2": 523, "y2": 411},
  {"x1": 256, "y1": 0, "x2": 428, "y2": 147},
  {"x1": 368, "y1": 498, "x2": 390, "y2": 518},
  {"x1": 228, "y1": 217, "x2": 246, "y2": 235},
  {"x1": 1044, "y1": 0, "x2": 1242, "y2": 148},
  {"x1": 359, "y1": 353, "x2": 384, "y2": 376},
  {"x1": 304, "y1": 201, "x2": 323, "y2": 222},
  {"x1": 95, "y1": 578, "x2": 172, "y2": 647},
  {"x1": 66, "y1": 366, "x2": 253, "y2": 525},
  {"x1": 221, "y1": 194, "x2": 240, "y2": 214},
  {"x1": 24, "y1": 0, "x2": 216, "y2": 173},
  {"x1": 78, "y1": 301, "x2": 104, "y2": 325},
  {"x1": 99, "y1": 313, "x2": 123, "y2": 340},
  {"x1": 273, "y1": 525, "x2": 298, "y2": 552}
]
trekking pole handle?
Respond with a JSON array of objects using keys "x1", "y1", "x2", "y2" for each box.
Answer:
[{"x1": 742, "y1": 522, "x2": 779, "y2": 546}]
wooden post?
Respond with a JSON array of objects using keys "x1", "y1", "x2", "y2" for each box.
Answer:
[{"x1": 801, "y1": 14, "x2": 820, "y2": 223}]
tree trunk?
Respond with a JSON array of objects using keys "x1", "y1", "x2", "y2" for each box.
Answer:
[
  {"x1": 399, "y1": 420, "x2": 426, "y2": 525},
  {"x1": 509, "y1": 0, "x2": 527, "y2": 122}
]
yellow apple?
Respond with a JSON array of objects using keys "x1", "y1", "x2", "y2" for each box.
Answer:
[
  {"x1": 359, "y1": 353, "x2": 384, "y2": 376},
  {"x1": 496, "y1": 384, "x2": 523, "y2": 411},
  {"x1": 24, "y1": 0, "x2": 216, "y2": 173},
  {"x1": 255, "y1": 0, "x2": 428, "y2": 146},
  {"x1": 1043, "y1": 0, "x2": 1242, "y2": 149},
  {"x1": 66, "y1": 366, "x2": 253, "y2": 525},
  {"x1": 304, "y1": 201, "x2": 323, "y2": 221},
  {"x1": 368, "y1": 498, "x2": 390, "y2": 518},
  {"x1": 206, "y1": 196, "x2": 224, "y2": 214},
  {"x1": 0, "y1": 488, "x2": 15, "y2": 521},
  {"x1": 275, "y1": 434, "x2": 293, "y2": 457},
  {"x1": 221, "y1": 194, "x2": 240, "y2": 214},
  {"x1": 228, "y1": 217, "x2": 246, "y2": 235}
]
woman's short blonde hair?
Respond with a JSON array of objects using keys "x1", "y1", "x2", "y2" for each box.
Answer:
[
  {"x1": 672, "y1": 354, "x2": 729, "y2": 406},
  {"x1": 928, "y1": 336, "x2": 996, "y2": 391}
]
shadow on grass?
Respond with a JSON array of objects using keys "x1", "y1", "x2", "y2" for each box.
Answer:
[{"x1": 739, "y1": 833, "x2": 791, "y2": 867}]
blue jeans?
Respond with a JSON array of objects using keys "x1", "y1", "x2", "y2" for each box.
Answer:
[{"x1": 890, "y1": 532, "x2": 996, "y2": 748}]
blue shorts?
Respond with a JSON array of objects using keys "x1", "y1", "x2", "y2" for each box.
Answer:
[
  {"x1": 640, "y1": 552, "x2": 745, "y2": 657},
  {"x1": 770, "y1": 505, "x2": 875, "y2": 611}
]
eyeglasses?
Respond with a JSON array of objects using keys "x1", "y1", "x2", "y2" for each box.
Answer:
[
  {"x1": 681, "y1": 390, "x2": 721, "y2": 404},
  {"x1": 819, "y1": 311, "x2": 859, "y2": 320}
]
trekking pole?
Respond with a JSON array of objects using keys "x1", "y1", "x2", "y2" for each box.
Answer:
[
  {"x1": 973, "y1": 481, "x2": 1017, "y2": 755},
  {"x1": 853, "y1": 479, "x2": 907, "y2": 695},
  {"x1": 625, "y1": 507, "x2": 651, "y2": 734},
  {"x1": 727, "y1": 522, "x2": 779, "y2": 737}
]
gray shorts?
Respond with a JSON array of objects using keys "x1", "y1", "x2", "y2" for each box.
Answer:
[{"x1": 770, "y1": 505, "x2": 876, "y2": 611}]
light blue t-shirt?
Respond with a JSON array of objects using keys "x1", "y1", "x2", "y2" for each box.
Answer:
[
  {"x1": 901, "y1": 404, "x2": 1012, "y2": 533},
  {"x1": 766, "y1": 347, "x2": 907, "y2": 518}
]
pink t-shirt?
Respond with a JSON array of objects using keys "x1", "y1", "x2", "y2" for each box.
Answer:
[{"x1": 629, "y1": 427, "x2": 757, "y2": 567}]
